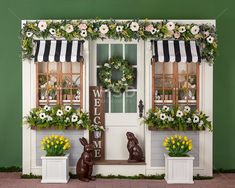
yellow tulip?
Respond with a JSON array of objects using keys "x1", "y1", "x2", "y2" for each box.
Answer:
[
  {"x1": 184, "y1": 136, "x2": 188, "y2": 141},
  {"x1": 47, "y1": 140, "x2": 50, "y2": 143},
  {"x1": 189, "y1": 145, "x2": 192, "y2": 150},
  {"x1": 181, "y1": 145, "x2": 184, "y2": 149},
  {"x1": 60, "y1": 141, "x2": 64, "y2": 145},
  {"x1": 177, "y1": 142, "x2": 180, "y2": 146},
  {"x1": 47, "y1": 145, "x2": 50, "y2": 148},
  {"x1": 179, "y1": 136, "x2": 182, "y2": 140},
  {"x1": 173, "y1": 145, "x2": 176, "y2": 149},
  {"x1": 172, "y1": 140, "x2": 175, "y2": 144},
  {"x1": 65, "y1": 139, "x2": 69, "y2": 143},
  {"x1": 166, "y1": 147, "x2": 169, "y2": 151},
  {"x1": 55, "y1": 135, "x2": 58, "y2": 139},
  {"x1": 56, "y1": 141, "x2": 59, "y2": 144},
  {"x1": 182, "y1": 141, "x2": 185, "y2": 145},
  {"x1": 51, "y1": 142, "x2": 54, "y2": 146},
  {"x1": 163, "y1": 142, "x2": 167, "y2": 147},
  {"x1": 175, "y1": 135, "x2": 178, "y2": 138},
  {"x1": 55, "y1": 145, "x2": 58, "y2": 149}
]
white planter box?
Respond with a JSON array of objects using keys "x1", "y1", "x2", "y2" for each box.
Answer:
[
  {"x1": 41, "y1": 153, "x2": 70, "y2": 183},
  {"x1": 164, "y1": 153, "x2": 194, "y2": 184}
]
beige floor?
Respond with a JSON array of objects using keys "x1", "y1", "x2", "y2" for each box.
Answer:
[{"x1": 0, "y1": 172, "x2": 235, "y2": 188}]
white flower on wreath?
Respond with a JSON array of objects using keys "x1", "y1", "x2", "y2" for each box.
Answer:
[
  {"x1": 151, "y1": 28, "x2": 158, "y2": 35},
  {"x1": 49, "y1": 28, "x2": 56, "y2": 35},
  {"x1": 162, "y1": 105, "x2": 169, "y2": 112},
  {"x1": 99, "y1": 24, "x2": 109, "y2": 34},
  {"x1": 130, "y1": 22, "x2": 139, "y2": 32},
  {"x1": 71, "y1": 114, "x2": 78, "y2": 122},
  {"x1": 121, "y1": 77, "x2": 126, "y2": 82},
  {"x1": 80, "y1": 30, "x2": 87, "y2": 37},
  {"x1": 178, "y1": 26, "x2": 186, "y2": 33},
  {"x1": 26, "y1": 31, "x2": 33, "y2": 38},
  {"x1": 39, "y1": 112, "x2": 46, "y2": 120},
  {"x1": 206, "y1": 36, "x2": 214, "y2": 44},
  {"x1": 65, "y1": 24, "x2": 74, "y2": 33},
  {"x1": 176, "y1": 110, "x2": 183, "y2": 118},
  {"x1": 65, "y1": 106, "x2": 72, "y2": 112},
  {"x1": 190, "y1": 25, "x2": 200, "y2": 35},
  {"x1": 38, "y1": 21, "x2": 47, "y2": 31},
  {"x1": 160, "y1": 113, "x2": 167, "y2": 121},
  {"x1": 116, "y1": 25, "x2": 123, "y2": 32},
  {"x1": 184, "y1": 106, "x2": 191, "y2": 113},
  {"x1": 193, "y1": 115, "x2": 200, "y2": 123},
  {"x1": 166, "y1": 22, "x2": 175, "y2": 31},
  {"x1": 44, "y1": 105, "x2": 51, "y2": 111},
  {"x1": 56, "y1": 109, "x2": 63, "y2": 116},
  {"x1": 104, "y1": 63, "x2": 110, "y2": 68},
  {"x1": 199, "y1": 120, "x2": 204, "y2": 127},
  {"x1": 77, "y1": 119, "x2": 83, "y2": 125}
]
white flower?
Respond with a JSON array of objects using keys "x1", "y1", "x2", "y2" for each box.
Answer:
[
  {"x1": 121, "y1": 77, "x2": 126, "y2": 81},
  {"x1": 71, "y1": 114, "x2": 78, "y2": 122},
  {"x1": 44, "y1": 105, "x2": 51, "y2": 111},
  {"x1": 176, "y1": 110, "x2": 183, "y2": 118},
  {"x1": 130, "y1": 22, "x2": 139, "y2": 31},
  {"x1": 151, "y1": 28, "x2": 157, "y2": 35},
  {"x1": 184, "y1": 106, "x2": 191, "y2": 113},
  {"x1": 160, "y1": 113, "x2": 167, "y2": 120},
  {"x1": 65, "y1": 24, "x2": 74, "y2": 33},
  {"x1": 80, "y1": 30, "x2": 87, "y2": 37},
  {"x1": 207, "y1": 36, "x2": 214, "y2": 44},
  {"x1": 166, "y1": 22, "x2": 175, "y2": 31},
  {"x1": 104, "y1": 63, "x2": 110, "y2": 67},
  {"x1": 99, "y1": 24, "x2": 109, "y2": 34},
  {"x1": 49, "y1": 28, "x2": 56, "y2": 35},
  {"x1": 178, "y1": 26, "x2": 186, "y2": 33},
  {"x1": 162, "y1": 105, "x2": 169, "y2": 111},
  {"x1": 26, "y1": 31, "x2": 33, "y2": 37},
  {"x1": 187, "y1": 118, "x2": 192, "y2": 123},
  {"x1": 191, "y1": 25, "x2": 200, "y2": 35},
  {"x1": 77, "y1": 119, "x2": 83, "y2": 124},
  {"x1": 65, "y1": 106, "x2": 72, "y2": 112},
  {"x1": 65, "y1": 117, "x2": 70, "y2": 122},
  {"x1": 199, "y1": 120, "x2": 204, "y2": 127},
  {"x1": 39, "y1": 112, "x2": 46, "y2": 120},
  {"x1": 193, "y1": 115, "x2": 200, "y2": 123},
  {"x1": 56, "y1": 109, "x2": 63, "y2": 116},
  {"x1": 168, "y1": 116, "x2": 174, "y2": 122},
  {"x1": 47, "y1": 116, "x2": 53, "y2": 121},
  {"x1": 38, "y1": 21, "x2": 47, "y2": 31},
  {"x1": 116, "y1": 25, "x2": 123, "y2": 32}
]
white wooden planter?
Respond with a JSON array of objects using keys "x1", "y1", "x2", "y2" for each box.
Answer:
[
  {"x1": 41, "y1": 153, "x2": 70, "y2": 183},
  {"x1": 164, "y1": 153, "x2": 194, "y2": 184}
]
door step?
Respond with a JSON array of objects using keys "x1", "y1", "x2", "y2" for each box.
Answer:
[{"x1": 94, "y1": 160, "x2": 145, "y2": 165}]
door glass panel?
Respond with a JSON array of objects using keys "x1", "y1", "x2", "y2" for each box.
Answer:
[
  {"x1": 97, "y1": 44, "x2": 109, "y2": 65},
  {"x1": 111, "y1": 93, "x2": 123, "y2": 113},
  {"x1": 111, "y1": 44, "x2": 123, "y2": 58},
  {"x1": 125, "y1": 44, "x2": 137, "y2": 65},
  {"x1": 125, "y1": 91, "x2": 137, "y2": 113}
]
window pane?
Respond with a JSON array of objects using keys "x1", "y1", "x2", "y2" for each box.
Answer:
[
  {"x1": 61, "y1": 62, "x2": 71, "y2": 73},
  {"x1": 125, "y1": 91, "x2": 137, "y2": 113},
  {"x1": 97, "y1": 44, "x2": 109, "y2": 65},
  {"x1": 111, "y1": 92, "x2": 123, "y2": 113},
  {"x1": 111, "y1": 44, "x2": 123, "y2": 58},
  {"x1": 72, "y1": 62, "x2": 80, "y2": 73},
  {"x1": 38, "y1": 62, "x2": 47, "y2": 73},
  {"x1": 125, "y1": 44, "x2": 137, "y2": 65}
]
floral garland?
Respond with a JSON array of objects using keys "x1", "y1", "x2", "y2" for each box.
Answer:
[
  {"x1": 143, "y1": 105, "x2": 212, "y2": 131},
  {"x1": 21, "y1": 19, "x2": 217, "y2": 64},
  {"x1": 25, "y1": 105, "x2": 92, "y2": 130},
  {"x1": 99, "y1": 57, "x2": 134, "y2": 93}
]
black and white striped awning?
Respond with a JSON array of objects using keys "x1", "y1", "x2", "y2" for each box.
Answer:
[
  {"x1": 152, "y1": 40, "x2": 201, "y2": 63},
  {"x1": 34, "y1": 40, "x2": 84, "y2": 62}
]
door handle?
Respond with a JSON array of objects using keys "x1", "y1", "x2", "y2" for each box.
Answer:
[{"x1": 138, "y1": 100, "x2": 144, "y2": 118}]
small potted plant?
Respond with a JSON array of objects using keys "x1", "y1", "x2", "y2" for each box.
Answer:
[
  {"x1": 91, "y1": 124, "x2": 105, "y2": 139},
  {"x1": 168, "y1": 90, "x2": 173, "y2": 100},
  {"x1": 41, "y1": 134, "x2": 71, "y2": 183},
  {"x1": 164, "y1": 90, "x2": 169, "y2": 100},
  {"x1": 163, "y1": 135, "x2": 194, "y2": 184}
]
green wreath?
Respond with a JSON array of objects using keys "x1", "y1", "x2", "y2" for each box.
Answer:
[{"x1": 99, "y1": 57, "x2": 134, "y2": 93}]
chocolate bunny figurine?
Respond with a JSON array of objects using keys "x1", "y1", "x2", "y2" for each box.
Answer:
[
  {"x1": 76, "y1": 137, "x2": 95, "y2": 182},
  {"x1": 126, "y1": 132, "x2": 145, "y2": 162}
]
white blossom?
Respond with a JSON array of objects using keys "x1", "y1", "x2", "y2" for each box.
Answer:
[
  {"x1": 80, "y1": 30, "x2": 87, "y2": 37},
  {"x1": 65, "y1": 24, "x2": 74, "y2": 33},
  {"x1": 26, "y1": 31, "x2": 33, "y2": 37},
  {"x1": 49, "y1": 28, "x2": 56, "y2": 35},
  {"x1": 178, "y1": 26, "x2": 186, "y2": 33},
  {"x1": 44, "y1": 105, "x2": 51, "y2": 111},
  {"x1": 38, "y1": 21, "x2": 47, "y2": 31},
  {"x1": 166, "y1": 22, "x2": 175, "y2": 31},
  {"x1": 191, "y1": 25, "x2": 200, "y2": 35},
  {"x1": 65, "y1": 106, "x2": 72, "y2": 112},
  {"x1": 56, "y1": 109, "x2": 63, "y2": 116},
  {"x1": 160, "y1": 113, "x2": 167, "y2": 120},
  {"x1": 71, "y1": 114, "x2": 78, "y2": 122},
  {"x1": 99, "y1": 24, "x2": 109, "y2": 34},
  {"x1": 207, "y1": 36, "x2": 214, "y2": 44},
  {"x1": 130, "y1": 22, "x2": 139, "y2": 32},
  {"x1": 176, "y1": 110, "x2": 183, "y2": 118},
  {"x1": 39, "y1": 112, "x2": 46, "y2": 120},
  {"x1": 193, "y1": 115, "x2": 200, "y2": 123},
  {"x1": 116, "y1": 25, "x2": 123, "y2": 32},
  {"x1": 184, "y1": 106, "x2": 191, "y2": 113}
]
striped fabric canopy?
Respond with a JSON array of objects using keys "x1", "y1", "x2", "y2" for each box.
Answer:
[
  {"x1": 152, "y1": 40, "x2": 201, "y2": 63},
  {"x1": 34, "y1": 40, "x2": 84, "y2": 62}
]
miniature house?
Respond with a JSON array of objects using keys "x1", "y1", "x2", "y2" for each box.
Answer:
[{"x1": 22, "y1": 19, "x2": 214, "y2": 176}]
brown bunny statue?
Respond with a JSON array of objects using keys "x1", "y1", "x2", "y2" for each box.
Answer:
[
  {"x1": 76, "y1": 137, "x2": 96, "y2": 182},
  {"x1": 126, "y1": 132, "x2": 144, "y2": 162}
]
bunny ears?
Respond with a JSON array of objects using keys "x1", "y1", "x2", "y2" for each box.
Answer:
[
  {"x1": 79, "y1": 137, "x2": 88, "y2": 146},
  {"x1": 126, "y1": 132, "x2": 139, "y2": 144}
]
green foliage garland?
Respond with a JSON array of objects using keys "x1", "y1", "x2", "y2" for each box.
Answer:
[
  {"x1": 21, "y1": 19, "x2": 217, "y2": 64},
  {"x1": 99, "y1": 57, "x2": 134, "y2": 93}
]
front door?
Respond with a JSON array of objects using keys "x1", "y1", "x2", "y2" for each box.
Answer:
[{"x1": 90, "y1": 40, "x2": 145, "y2": 160}]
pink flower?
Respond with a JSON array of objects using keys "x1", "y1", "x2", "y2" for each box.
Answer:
[
  {"x1": 78, "y1": 23, "x2": 87, "y2": 30},
  {"x1": 174, "y1": 32, "x2": 181, "y2": 39},
  {"x1": 204, "y1": 31, "x2": 210, "y2": 37},
  {"x1": 145, "y1": 24, "x2": 154, "y2": 32}
]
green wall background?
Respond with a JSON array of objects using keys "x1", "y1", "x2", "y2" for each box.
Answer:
[{"x1": 0, "y1": 0, "x2": 234, "y2": 169}]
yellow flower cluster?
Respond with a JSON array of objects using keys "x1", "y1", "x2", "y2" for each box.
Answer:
[
  {"x1": 41, "y1": 134, "x2": 71, "y2": 155},
  {"x1": 163, "y1": 134, "x2": 193, "y2": 156}
]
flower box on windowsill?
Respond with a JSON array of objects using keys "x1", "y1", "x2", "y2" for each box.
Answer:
[
  {"x1": 148, "y1": 126, "x2": 205, "y2": 131},
  {"x1": 30, "y1": 125, "x2": 86, "y2": 130},
  {"x1": 164, "y1": 153, "x2": 194, "y2": 184},
  {"x1": 41, "y1": 153, "x2": 70, "y2": 183}
]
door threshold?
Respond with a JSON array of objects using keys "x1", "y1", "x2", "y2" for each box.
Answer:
[{"x1": 94, "y1": 160, "x2": 146, "y2": 165}]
